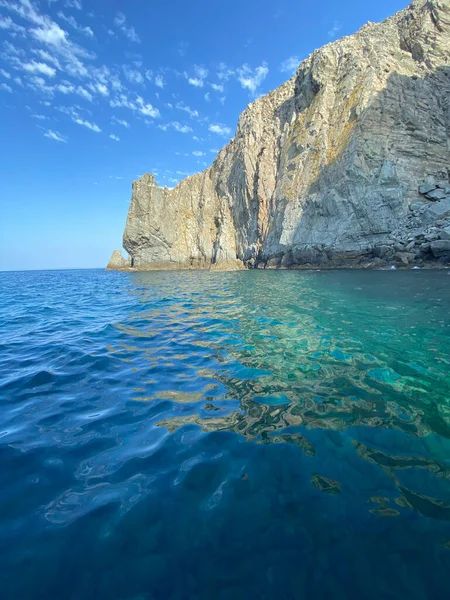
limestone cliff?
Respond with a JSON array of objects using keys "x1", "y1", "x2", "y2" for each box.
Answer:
[{"x1": 110, "y1": 0, "x2": 450, "y2": 271}]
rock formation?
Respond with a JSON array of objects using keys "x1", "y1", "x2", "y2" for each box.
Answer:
[
  {"x1": 106, "y1": 249, "x2": 130, "y2": 270},
  {"x1": 110, "y1": 0, "x2": 450, "y2": 271}
]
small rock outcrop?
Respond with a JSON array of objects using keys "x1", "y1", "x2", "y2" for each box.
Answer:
[
  {"x1": 106, "y1": 250, "x2": 129, "y2": 270},
  {"x1": 110, "y1": 0, "x2": 450, "y2": 271}
]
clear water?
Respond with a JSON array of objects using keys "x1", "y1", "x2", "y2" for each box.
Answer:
[{"x1": 1, "y1": 268, "x2": 450, "y2": 600}]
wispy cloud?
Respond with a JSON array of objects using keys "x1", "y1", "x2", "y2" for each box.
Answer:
[
  {"x1": 57, "y1": 11, "x2": 94, "y2": 38},
  {"x1": 0, "y1": 82, "x2": 12, "y2": 92},
  {"x1": 65, "y1": 0, "x2": 82, "y2": 9},
  {"x1": 176, "y1": 101, "x2": 199, "y2": 119},
  {"x1": 44, "y1": 129, "x2": 67, "y2": 142},
  {"x1": 154, "y1": 74, "x2": 165, "y2": 88},
  {"x1": 209, "y1": 123, "x2": 231, "y2": 137},
  {"x1": 110, "y1": 93, "x2": 160, "y2": 118},
  {"x1": 236, "y1": 63, "x2": 268, "y2": 95},
  {"x1": 0, "y1": 68, "x2": 11, "y2": 79},
  {"x1": 0, "y1": 14, "x2": 26, "y2": 33},
  {"x1": 186, "y1": 65, "x2": 208, "y2": 88},
  {"x1": 158, "y1": 121, "x2": 192, "y2": 133},
  {"x1": 192, "y1": 150, "x2": 205, "y2": 156},
  {"x1": 122, "y1": 65, "x2": 144, "y2": 85},
  {"x1": 328, "y1": 21, "x2": 342, "y2": 38},
  {"x1": 73, "y1": 117, "x2": 101, "y2": 132},
  {"x1": 210, "y1": 83, "x2": 224, "y2": 92},
  {"x1": 280, "y1": 56, "x2": 299, "y2": 75},
  {"x1": 31, "y1": 113, "x2": 48, "y2": 120},
  {"x1": 109, "y1": 133, "x2": 120, "y2": 141},
  {"x1": 22, "y1": 61, "x2": 56, "y2": 77},
  {"x1": 111, "y1": 116, "x2": 129, "y2": 128},
  {"x1": 114, "y1": 12, "x2": 140, "y2": 43},
  {"x1": 177, "y1": 41, "x2": 188, "y2": 56}
]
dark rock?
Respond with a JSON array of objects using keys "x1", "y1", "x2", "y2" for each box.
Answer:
[{"x1": 430, "y1": 240, "x2": 450, "y2": 258}]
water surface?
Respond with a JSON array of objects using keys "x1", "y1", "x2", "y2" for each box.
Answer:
[{"x1": 1, "y1": 268, "x2": 450, "y2": 599}]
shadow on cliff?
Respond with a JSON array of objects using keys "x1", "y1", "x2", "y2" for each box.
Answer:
[{"x1": 259, "y1": 64, "x2": 450, "y2": 267}]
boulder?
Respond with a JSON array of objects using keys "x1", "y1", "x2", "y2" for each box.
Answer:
[
  {"x1": 430, "y1": 240, "x2": 450, "y2": 258},
  {"x1": 426, "y1": 189, "x2": 448, "y2": 201},
  {"x1": 439, "y1": 227, "x2": 450, "y2": 241},
  {"x1": 419, "y1": 182, "x2": 436, "y2": 195}
]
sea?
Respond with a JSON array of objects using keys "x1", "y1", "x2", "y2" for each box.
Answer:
[{"x1": 1, "y1": 268, "x2": 449, "y2": 599}]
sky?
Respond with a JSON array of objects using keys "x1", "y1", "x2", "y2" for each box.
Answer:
[{"x1": 0, "y1": 0, "x2": 408, "y2": 271}]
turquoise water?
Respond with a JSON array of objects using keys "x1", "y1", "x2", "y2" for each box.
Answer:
[{"x1": 1, "y1": 268, "x2": 450, "y2": 599}]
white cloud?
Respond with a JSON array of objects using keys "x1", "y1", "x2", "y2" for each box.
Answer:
[
  {"x1": 65, "y1": 0, "x2": 82, "y2": 9},
  {"x1": 31, "y1": 114, "x2": 48, "y2": 120},
  {"x1": 0, "y1": 82, "x2": 12, "y2": 92},
  {"x1": 145, "y1": 69, "x2": 152, "y2": 81},
  {"x1": 32, "y1": 49, "x2": 61, "y2": 69},
  {"x1": 210, "y1": 83, "x2": 224, "y2": 92},
  {"x1": 217, "y1": 63, "x2": 234, "y2": 81},
  {"x1": 76, "y1": 85, "x2": 93, "y2": 101},
  {"x1": 44, "y1": 129, "x2": 67, "y2": 142},
  {"x1": 280, "y1": 56, "x2": 299, "y2": 75},
  {"x1": 176, "y1": 101, "x2": 199, "y2": 119},
  {"x1": 74, "y1": 117, "x2": 101, "y2": 132},
  {"x1": 0, "y1": 69, "x2": 11, "y2": 79},
  {"x1": 93, "y1": 83, "x2": 108, "y2": 96},
  {"x1": 0, "y1": 14, "x2": 26, "y2": 33},
  {"x1": 111, "y1": 116, "x2": 129, "y2": 128},
  {"x1": 154, "y1": 74, "x2": 165, "y2": 88},
  {"x1": 109, "y1": 133, "x2": 120, "y2": 141},
  {"x1": 236, "y1": 63, "x2": 269, "y2": 94},
  {"x1": 194, "y1": 65, "x2": 208, "y2": 79},
  {"x1": 57, "y1": 12, "x2": 94, "y2": 38},
  {"x1": 209, "y1": 123, "x2": 231, "y2": 137},
  {"x1": 114, "y1": 12, "x2": 140, "y2": 43},
  {"x1": 136, "y1": 96, "x2": 160, "y2": 118},
  {"x1": 158, "y1": 121, "x2": 192, "y2": 133},
  {"x1": 22, "y1": 61, "x2": 56, "y2": 77},
  {"x1": 204, "y1": 92, "x2": 210, "y2": 102},
  {"x1": 123, "y1": 65, "x2": 144, "y2": 85},
  {"x1": 328, "y1": 21, "x2": 342, "y2": 38},
  {"x1": 192, "y1": 150, "x2": 205, "y2": 156},
  {"x1": 56, "y1": 82, "x2": 74, "y2": 94},
  {"x1": 210, "y1": 148, "x2": 219, "y2": 153},
  {"x1": 186, "y1": 65, "x2": 208, "y2": 88},
  {"x1": 187, "y1": 77, "x2": 203, "y2": 88}
]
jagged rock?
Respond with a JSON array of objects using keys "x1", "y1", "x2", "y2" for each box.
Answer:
[
  {"x1": 439, "y1": 227, "x2": 450, "y2": 240},
  {"x1": 425, "y1": 189, "x2": 448, "y2": 201},
  {"x1": 394, "y1": 252, "x2": 414, "y2": 265},
  {"x1": 430, "y1": 240, "x2": 450, "y2": 257},
  {"x1": 106, "y1": 250, "x2": 128, "y2": 270},
  {"x1": 419, "y1": 183, "x2": 437, "y2": 195},
  {"x1": 110, "y1": 0, "x2": 450, "y2": 271}
]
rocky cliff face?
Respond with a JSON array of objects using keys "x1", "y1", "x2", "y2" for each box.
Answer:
[{"x1": 110, "y1": 0, "x2": 450, "y2": 271}]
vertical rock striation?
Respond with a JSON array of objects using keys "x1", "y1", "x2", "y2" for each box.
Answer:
[{"x1": 112, "y1": 0, "x2": 450, "y2": 271}]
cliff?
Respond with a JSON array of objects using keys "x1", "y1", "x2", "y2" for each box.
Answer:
[{"x1": 109, "y1": 0, "x2": 450, "y2": 271}]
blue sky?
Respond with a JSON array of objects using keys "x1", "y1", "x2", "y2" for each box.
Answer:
[{"x1": 0, "y1": 0, "x2": 408, "y2": 271}]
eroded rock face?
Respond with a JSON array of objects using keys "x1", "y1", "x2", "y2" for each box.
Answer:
[
  {"x1": 106, "y1": 250, "x2": 129, "y2": 270},
  {"x1": 115, "y1": 0, "x2": 450, "y2": 271}
]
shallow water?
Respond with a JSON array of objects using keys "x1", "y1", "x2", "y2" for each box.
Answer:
[{"x1": 1, "y1": 268, "x2": 450, "y2": 599}]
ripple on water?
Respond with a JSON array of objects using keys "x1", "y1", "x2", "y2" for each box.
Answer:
[{"x1": 0, "y1": 268, "x2": 450, "y2": 599}]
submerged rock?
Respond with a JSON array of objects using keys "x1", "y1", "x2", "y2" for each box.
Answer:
[{"x1": 109, "y1": 0, "x2": 450, "y2": 271}]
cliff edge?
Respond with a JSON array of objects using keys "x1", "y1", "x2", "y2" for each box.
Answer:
[{"x1": 109, "y1": 0, "x2": 450, "y2": 271}]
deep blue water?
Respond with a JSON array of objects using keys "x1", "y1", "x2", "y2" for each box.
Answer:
[{"x1": 1, "y1": 268, "x2": 450, "y2": 599}]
